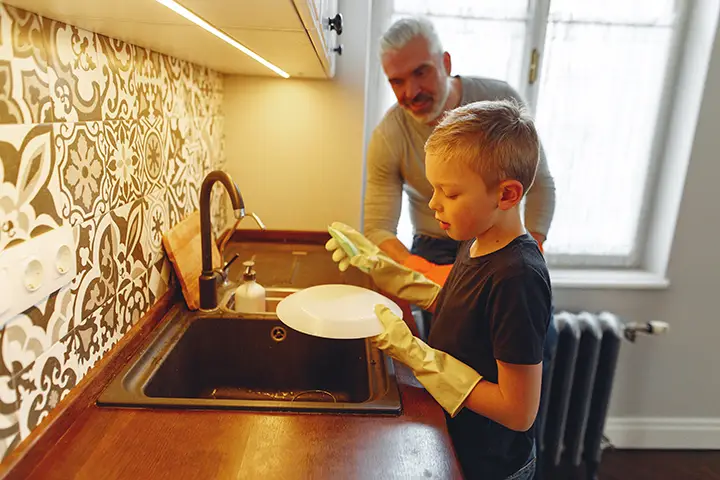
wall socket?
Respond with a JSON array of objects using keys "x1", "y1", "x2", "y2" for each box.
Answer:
[{"x1": 0, "y1": 225, "x2": 76, "y2": 327}]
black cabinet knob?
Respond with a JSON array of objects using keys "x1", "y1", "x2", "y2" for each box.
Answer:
[
  {"x1": 327, "y1": 13, "x2": 343, "y2": 35},
  {"x1": 333, "y1": 44, "x2": 343, "y2": 56}
]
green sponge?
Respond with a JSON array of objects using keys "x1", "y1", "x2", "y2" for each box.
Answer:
[{"x1": 327, "y1": 225, "x2": 360, "y2": 258}]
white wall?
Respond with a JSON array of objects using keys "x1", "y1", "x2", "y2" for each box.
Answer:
[
  {"x1": 223, "y1": 1, "x2": 371, "y2": 232},
  {"x1": 223, "y1": 1, "x2": 720, "y2": 448},
  {"x1": 560, "y1": 17, "x2": 720, "y2": 447}
]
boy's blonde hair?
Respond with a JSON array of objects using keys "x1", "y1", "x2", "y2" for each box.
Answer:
[{"x1": 425, "y1": 99, "x2": 539, "y2": 196}]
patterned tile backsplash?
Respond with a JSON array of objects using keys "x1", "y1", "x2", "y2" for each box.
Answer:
[{"x1": 0, "y1": 4, "x2": 226, "y2": 459}]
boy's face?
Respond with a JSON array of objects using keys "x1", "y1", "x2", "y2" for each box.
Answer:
[{"x1": 425, "y1": 152, "x2": 500, "y2": 241}]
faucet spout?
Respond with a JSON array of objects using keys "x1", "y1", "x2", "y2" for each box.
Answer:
[{"x1": 199, "y1": 170, "x2": 245, "y2": 310}]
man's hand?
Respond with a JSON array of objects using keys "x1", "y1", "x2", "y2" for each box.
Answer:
[
  {"x1": 529, "y1": 232, "x2": 546, "y2": 254},
  {"x1": 402, "y1": 255, "x2": 452, "y2": 286},
  {"x1": 376, "y1": 237, "x2": 453, "y2": 286}
]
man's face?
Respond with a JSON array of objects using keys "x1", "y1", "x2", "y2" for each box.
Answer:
[
  {"x1": 425, "y1": 152, "x2": 500, "y2": 241},
  {"x1": 381, "y1": 36, "x2": 451, "y2": 124}
]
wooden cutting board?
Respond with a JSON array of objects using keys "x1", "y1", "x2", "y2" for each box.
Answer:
[{"x1": 162, "y1": 210, "x2": 221, "y2": 310}]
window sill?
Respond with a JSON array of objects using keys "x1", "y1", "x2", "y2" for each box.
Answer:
[{"x1": 549, "y1": 269, "x2": 670, "y2": 290}]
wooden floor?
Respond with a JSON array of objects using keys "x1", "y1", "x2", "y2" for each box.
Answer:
[
  {"x1": 541, "y1": 450, "x2": 720, "y2": 480},
  {"x1": 598, "y1": 450, "x2": 720, "y2": 480}
]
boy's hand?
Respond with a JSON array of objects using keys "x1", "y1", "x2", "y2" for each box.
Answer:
[
  {"x1": 372, "y1": 305, "x2": 482, "y2": 417},
  {"x1": 325, "y1": 223, "x2": 441, "y2": 310},
  {"x1": 326, "y1": 223, "x2": 452, "y2": 284},
  {"x1": 325, "y1": 222, "x2": 380, "y2": 272}
]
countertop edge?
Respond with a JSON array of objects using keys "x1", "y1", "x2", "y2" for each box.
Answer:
[{"x1": 0, "y1": 287, "x2": 178, "y2": 480}]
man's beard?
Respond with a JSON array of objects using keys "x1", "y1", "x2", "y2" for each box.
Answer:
[{"x1": 406, "y1": 75, "x2": 453, "y2": 125}]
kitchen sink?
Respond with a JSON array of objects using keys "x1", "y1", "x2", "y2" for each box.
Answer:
[
  {"x1": 223, "y1": 286, "x2": 296, "y2": 313},
  {"x1": 97, "y1": 297, "x2": 402, "y2": 415}
]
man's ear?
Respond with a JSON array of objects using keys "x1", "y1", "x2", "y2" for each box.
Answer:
[
  {"x1": 443, "y1": 51, "x2": 452, "y2": 75},
  {"x1": 497, "y1": 180, "x2": 524, "y2": 210}
]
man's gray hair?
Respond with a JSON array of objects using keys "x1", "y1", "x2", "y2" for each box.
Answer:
[{"x1": 379, "y1": 16, "x2": 444, "y2": 57}]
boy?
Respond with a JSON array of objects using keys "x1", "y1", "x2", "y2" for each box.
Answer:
[{"x1": 326, "y1": 99, "x2": 552, "y2": 479}]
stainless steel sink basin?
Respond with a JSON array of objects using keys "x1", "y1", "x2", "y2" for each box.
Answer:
[
  {"x1": 223, "y1": 286, "x2": 296, "y2": 314},
  {"x1": 97, "y1": 301, "x2": 402, "y2": 415}
]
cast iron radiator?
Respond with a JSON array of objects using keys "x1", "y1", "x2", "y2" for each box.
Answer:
[{"x1": 536, "y1": 311, "x2": 667, "y2": 480}]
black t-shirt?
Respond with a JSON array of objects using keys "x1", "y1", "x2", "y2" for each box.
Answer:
[{"x1": 428, "y1": 233, "x2": 552, "y2": 480}]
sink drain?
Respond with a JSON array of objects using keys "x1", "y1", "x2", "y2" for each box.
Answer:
[
  {"x1": 291, "y1": 390, "x2": 337, "y2": 403},
  {"x1": 270, "y1": 326, "x2": 287, "y2": 342}
]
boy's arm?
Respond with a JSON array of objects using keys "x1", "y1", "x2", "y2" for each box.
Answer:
[
  {"x1": 463, "y1": 361, "x2": 542, "y2": 431},
  {"x1": 371, "y1": 270, "x2": 551, "y2": 426}
]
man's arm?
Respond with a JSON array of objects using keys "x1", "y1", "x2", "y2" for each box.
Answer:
[
  {"x1": 525, "y1": 142, "x2": 556, "y2": 245},
  {"x1": 363, "y1": 128, "x2": 407, "y2": 261},
  {"x1": 503, "y1": 85, "x2": 556, "y2": 245},
  {"x1": 378, "y1": 238, "x2": 411, "y2": 263}
]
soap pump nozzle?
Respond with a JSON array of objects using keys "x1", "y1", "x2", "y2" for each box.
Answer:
[{"x1": 242, "y1": 260, "x2": 257, "y2": 282}]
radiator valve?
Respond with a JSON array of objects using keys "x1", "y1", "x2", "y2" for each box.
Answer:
[{"x1": 624, "y1": 320, "x2": 670, "y2": 342}]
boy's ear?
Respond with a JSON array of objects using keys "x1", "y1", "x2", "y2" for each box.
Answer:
[{"x1": 497, "y1": 180, "x2": 524, "y2": 210}]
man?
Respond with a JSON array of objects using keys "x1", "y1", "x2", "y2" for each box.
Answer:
[
  {"x1": 363, "y1": 16, "x2": 558, "y2": 479},
  {"x1": 364, "y1": 16, "x2": 556, "y2": 323}
]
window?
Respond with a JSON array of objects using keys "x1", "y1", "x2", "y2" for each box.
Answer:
[{"x1": 370, "y1": 0, "x2": 688, "y2": 268}]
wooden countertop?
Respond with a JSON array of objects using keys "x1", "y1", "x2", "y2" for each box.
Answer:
[
  {"x1": 5, "y1": 235, "x2": 462, "y2": 479},
  {"x1": 23, "y1": 364, "x2": 462, "y2": 479}
]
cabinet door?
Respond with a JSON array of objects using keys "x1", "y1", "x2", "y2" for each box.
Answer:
[
  {"x1": 321, "y1": 0, "x2": 339, "y2": 77},
  {"x1": 310, "y1": 0, "x2": 323, "y2": 19},
  {"x1": 293, "y1": 0, "x2": 341, "y2": 78}
]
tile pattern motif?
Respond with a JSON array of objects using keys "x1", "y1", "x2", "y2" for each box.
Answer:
[{"x1": 0, "y1": 4, "x2": 226, "y2": 459}]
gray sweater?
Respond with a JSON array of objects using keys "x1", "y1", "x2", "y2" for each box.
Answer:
[{"x1": 363, "y1": 76, "x2": 556, "y2": 246}]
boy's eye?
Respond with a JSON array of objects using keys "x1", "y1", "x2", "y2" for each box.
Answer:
[{"x1": 445, "y1": 193, "x2": 458, "y2": 199}]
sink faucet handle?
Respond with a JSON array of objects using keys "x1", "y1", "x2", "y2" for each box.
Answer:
[
  {"x1": 247, "y1": 212, "x2": 267, "y2": 230},
  {"x1": 222, "y1": 253, "x2": 241, "y2": 274},
  {"x1": 215, "y1": 252, "x2": 240, "y2": 286}
]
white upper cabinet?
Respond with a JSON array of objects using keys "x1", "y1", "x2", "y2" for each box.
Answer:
[
  {"x1": 8, "y1": 0, "x2": 344, "y2": 79},
  {"x1": 293, "y1": 0, "x2": 342, "y2": 78}
]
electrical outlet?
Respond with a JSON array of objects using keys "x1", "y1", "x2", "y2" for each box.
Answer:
[{"x1": 0, "y1": 225, "x2": 76, "y2": 327}]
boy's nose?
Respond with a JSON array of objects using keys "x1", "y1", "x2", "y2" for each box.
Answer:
[{"x1": 428, "y1": 193, "x2": 441, "y2": 212}]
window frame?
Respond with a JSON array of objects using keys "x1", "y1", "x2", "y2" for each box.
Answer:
[{"x1": 365, "y1": 0, "x2": 695, "y2": 273}]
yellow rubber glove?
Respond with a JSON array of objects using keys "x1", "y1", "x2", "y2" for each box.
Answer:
[
  {"x1": 326, "y1": 222, "x2": 440, "y2": 310},
  {"x1": 372, "y1": 304, "x2": 482, "y2": 417}
]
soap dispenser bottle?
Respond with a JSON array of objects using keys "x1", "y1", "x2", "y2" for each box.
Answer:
[{"x1": 234, "y1": 260, "x2": 266, "y2": 313}]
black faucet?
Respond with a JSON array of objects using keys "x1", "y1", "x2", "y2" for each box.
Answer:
[{"x1": 199, "y1": 170, "x2": 245, "y2": 310}]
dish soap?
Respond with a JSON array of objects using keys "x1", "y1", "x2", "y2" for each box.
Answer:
[{"x1": 234, "y1": 260, "x2": 266, "y2": 313}]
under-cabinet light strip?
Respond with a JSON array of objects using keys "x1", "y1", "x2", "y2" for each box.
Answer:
[{"x1": 154, "y1": 0, "x2": 291, "y2": 78}]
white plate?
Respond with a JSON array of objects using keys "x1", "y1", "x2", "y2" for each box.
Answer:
[{"x1": 276, "y1": 284, "x2": 402, "y2": 339}]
